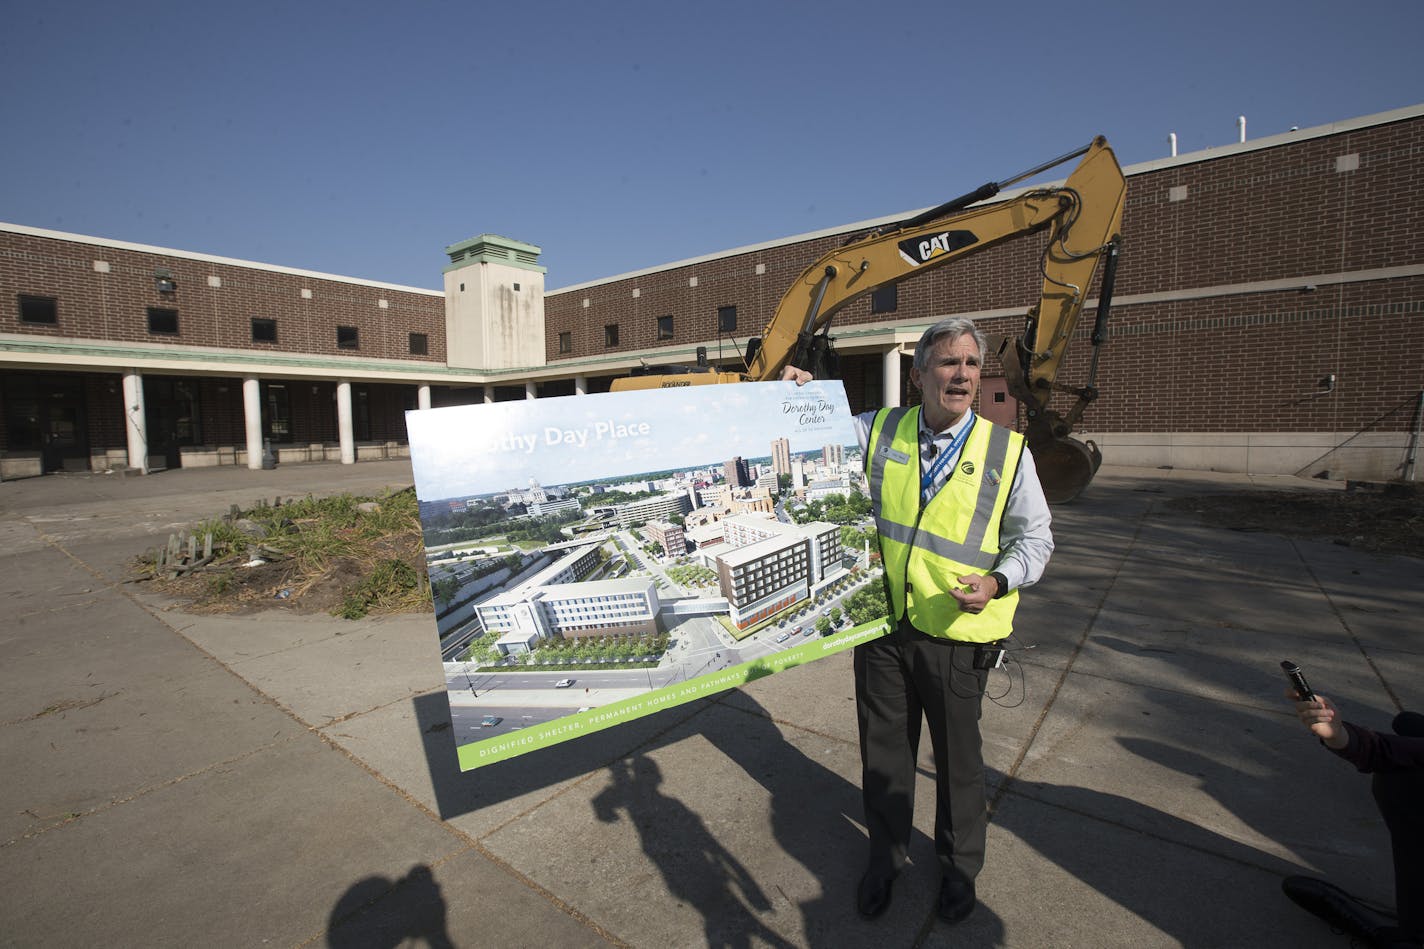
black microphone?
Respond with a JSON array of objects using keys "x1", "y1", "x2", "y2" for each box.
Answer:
[{"x1": 925, "y1": 442, "x2": 938, "y2": 459}]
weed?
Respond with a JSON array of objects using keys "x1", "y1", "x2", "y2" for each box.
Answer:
[{"x1": 145, "y1": 487, "x2": 429, "y2": 619}]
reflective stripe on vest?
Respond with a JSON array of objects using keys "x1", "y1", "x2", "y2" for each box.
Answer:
[{"x1": 865, "y1": 405, "x2": 1024, "y2": 643}]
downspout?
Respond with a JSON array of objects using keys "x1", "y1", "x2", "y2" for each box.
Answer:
[{"x1": 1406, "y1": 390, "x2": 1424, "y2": 482}]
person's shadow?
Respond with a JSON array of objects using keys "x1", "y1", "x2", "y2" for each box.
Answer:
[
  {"x1": 326, "y1": 863, "x2": 453, "y2": 948},
  {"x1": 412, "y1": 658, "x2": 1007, "y2": 943},
  {"x1": 596, "y1": 680, "x2": 1007, "y2": 946},
  {"x1": 593, "y1": 754, "x2": 796, "y2": 949}
]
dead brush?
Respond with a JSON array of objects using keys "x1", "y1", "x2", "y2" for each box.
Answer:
[{"x1": 139, "y1": 487, "x2": 429, "y2": 618}]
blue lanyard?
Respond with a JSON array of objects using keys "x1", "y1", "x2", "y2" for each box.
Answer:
[{"x1": 921, "y1": 411, "x2": 975, "y2": 505}]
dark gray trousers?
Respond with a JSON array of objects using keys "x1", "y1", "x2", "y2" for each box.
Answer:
[{"x1": 854, "y1": 619, "x2": 989, "y2": 884}]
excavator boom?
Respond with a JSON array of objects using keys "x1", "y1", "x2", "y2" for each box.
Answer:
[{"x1": 612, "y1": 137, "x2": 1127, "y2": 500}]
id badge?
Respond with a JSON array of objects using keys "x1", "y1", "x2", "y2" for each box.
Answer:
[{"x1": 877, "y1": 445, "x2": 911, "y2": 465}]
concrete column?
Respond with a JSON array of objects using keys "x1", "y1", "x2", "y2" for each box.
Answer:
[
  {"x1": 122, "y1": 370, "x2": 148, "y2": 473},
  {"x1": 882, "y1": 346, "x2": 903, "y2": 407},
  {"x1": 417, "y1": 384, "x2": 432, "y2": 411},
  {"x1": 336, "y1": 381, "x2": 355, "y2": 464},
  {"x1": 243, "y1": 377, "x2": 263, "y2": 469},
  {"x1": 483, "y1": 385, "x2": 494, "y2": 404},
  {"x1": 575, "y1": 375, "x2": 588, "y2": 396},
  {"x1": 525, "y1": 381, "x2": 537, "y2": 400}
]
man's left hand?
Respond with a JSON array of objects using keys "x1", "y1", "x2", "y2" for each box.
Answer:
[{"x1": 950, "y1": 573, "x2": 998, "y2": 613}]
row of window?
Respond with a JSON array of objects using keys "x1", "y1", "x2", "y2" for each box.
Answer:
[
  {"x1": 22, "y1": 282, "x2": 899, "y2": 356},
  {"x1": 22, "y1": 282, "x2": 894, "y2": 356},
  {"x1": 559, "y1": 288, "x2": 899, "y2": 355},
  {"x1": 555, "y1": 300, "x2": 770, "y2": 354},
  {"x1": 16, "y1": 295, "x2": 429, "y2": 354}
]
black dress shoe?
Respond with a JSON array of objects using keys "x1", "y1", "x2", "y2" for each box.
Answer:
[
  {"x1": 857, "y1": 871, "x2": 895, "y2": 919},
  {"x1": 937, "y1": 875, "x2": 976, "y2": 923},
  {"x1": 1282, "y1": 875, "x2": 1408, "y2": 947}
]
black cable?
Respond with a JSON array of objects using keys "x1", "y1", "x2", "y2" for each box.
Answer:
[{"x1": 984, "y1": 651, "x2": 1024, "y2": 709}]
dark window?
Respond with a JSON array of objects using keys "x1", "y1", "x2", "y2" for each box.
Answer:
[
  {"x1": 409, "y1": 332, "x2": 428, "y2": 355},
  {"x1": 264, "y1": 383, "x2": 292, "y2": 443},
  {"x1": 604, "y1": 324, "x2": 619, "y2": 348},
  {"x1": 993, "y1": 391, "x2": 1006, "y2": 403},
  {"x1": 337, "y1": 325, "x2": 359, "y2": 349},
  {"x1": 717, "y1": 305, "x2": 737, "y2": 333},
  {"x1": 657, "y1": 315, "x2": 674, "y2": 340},
  {"x1": 558, "y1": 331, "x2": 572, "y2": 354},
  {"x1": 354, "y1": 385, "x2": 371, "y2": 440},
  {"x1": 19, "y1": 295, "x2": 58, "y2": 325},
  {"x1": 251, "y1": 318, "x2": 277, "y2": 343},
  {"x1": 871, "y1": 285, "x2": 898, "y2": 314},
  {"x1": 147, "y1": 307, "x2": 179, "y2": 335},
  {"x1": 513, "y1": 282, "x2": 521, "y2": 292}
]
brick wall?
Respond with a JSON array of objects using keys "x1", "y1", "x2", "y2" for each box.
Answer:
[
  {"x1": 3, "y1": 109, "x2": 1420, "y2": 477},
  {"x1": 0, "y1": 232, "x2": 446, "y2": 361},
  {"x1": 543, "y1": 113, "x2": 1424, "y2": 437}
]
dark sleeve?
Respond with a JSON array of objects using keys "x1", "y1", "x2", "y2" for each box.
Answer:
[{"x1": 1331, "y1": 721, "x2": 1424, "y2": 773}]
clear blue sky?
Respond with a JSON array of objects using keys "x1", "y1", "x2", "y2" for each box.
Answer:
[{"x1": 3, "y1": 0, "x2": 1419, "y2": 291}]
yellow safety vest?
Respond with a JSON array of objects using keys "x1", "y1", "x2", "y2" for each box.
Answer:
[{"x1": 866, "y1": 406, "x2": 1024, "y2": 643}]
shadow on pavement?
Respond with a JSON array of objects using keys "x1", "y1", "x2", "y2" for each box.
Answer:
[
  {"x1": 987, "y1": 733, "x2": 1312, "y2": 947},
  {"x1": 593, "y1": 754, "x2": 796, "y2": 949},
  {"x1": 706, "y1": 695, "x2": 1004, "y2": 946},
  {"x1": 412, "y1": 681, "x2": 992, "y2": 943},
  {"x1": 412, "y1": 691, "x2": 708, "y2": 820},
  {"x1": 326, "y1": 863, "x2": 453, "y2": 948}
]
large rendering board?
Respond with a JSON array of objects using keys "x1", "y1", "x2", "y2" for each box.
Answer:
[{"x1": 407, "y1": 380, "x2": 889, "y2": 770}]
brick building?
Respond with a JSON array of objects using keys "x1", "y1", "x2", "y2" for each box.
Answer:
[
  {"x1": 643, "y1": 520, "x2": 686, "y2": 559},
  {"x1": 3, "y1": 104, "x2": 1421, "y2": 482}
]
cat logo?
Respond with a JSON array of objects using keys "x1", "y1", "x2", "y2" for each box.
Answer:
[
  {"x1": 960, "y1": 460, "x2": 976, "y2": 476},
  {"x1": 897, "y1": 229, "x2": 978, "y2": 267}
]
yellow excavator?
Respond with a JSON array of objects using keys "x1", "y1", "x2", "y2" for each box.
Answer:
[{"x1": 611, "y1": 137, "x2": 1127, "y2": 502}]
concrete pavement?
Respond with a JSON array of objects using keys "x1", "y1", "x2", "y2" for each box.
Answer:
[{"x1": 1, "y1": 459, "x2": 1419, "y2": 947}]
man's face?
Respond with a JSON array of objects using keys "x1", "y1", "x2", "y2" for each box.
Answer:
[{"x1": 910, "y1": 332, "x2": 981, "y2": 431}]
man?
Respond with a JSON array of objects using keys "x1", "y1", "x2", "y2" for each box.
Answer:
[
  {"x1": 1284, "y1": 689, "x2": 1423, "y2": 947},
  {"x1": 785, "y1": 316, "x2": 1054, "y2": 923}
]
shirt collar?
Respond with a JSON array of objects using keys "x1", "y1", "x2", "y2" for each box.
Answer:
[{"x1": 917, "y1": 408, "x2": 973, "y2": 443}]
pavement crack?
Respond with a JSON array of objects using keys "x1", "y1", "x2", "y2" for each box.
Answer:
[
  {"x1": 2, "y1": 692, "x2": 121, "y2": 727},
  {"x1": 1291, "y1": 536, "x2": 1406, "y2": 714},
  {"x1": 2, "y1": 734, "x2": 303, "y2": 848},
  {"x1": 318, "y1": 685, "x2": 444, "y2": 730}
]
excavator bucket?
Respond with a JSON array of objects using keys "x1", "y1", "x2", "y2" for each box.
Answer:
[{"x1": 1027, "y1": 422, "x2": 1102, "y2": 504}]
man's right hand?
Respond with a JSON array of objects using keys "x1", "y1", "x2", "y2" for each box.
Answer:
[{"x1": 1288, "y1": 689, "x2": 1349, "y2": 749}]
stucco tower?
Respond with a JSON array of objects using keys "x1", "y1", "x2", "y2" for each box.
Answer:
[{"x1": 443, "y1": 234, "x2": 547, "y2": 370}]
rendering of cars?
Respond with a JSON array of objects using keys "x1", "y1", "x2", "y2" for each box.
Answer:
[
  {"x1": 479, "y1": 715, "x2": 502, "y2": 727},
  {"x1": 775, "y1": 632, "x2": 791, "y2": 643},
  {"x1": 555, "y1": 678, "x2": 575, "y2": 688}
]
